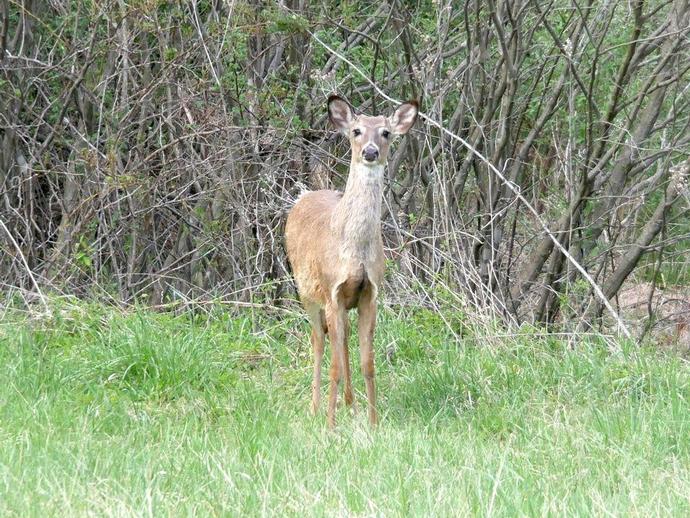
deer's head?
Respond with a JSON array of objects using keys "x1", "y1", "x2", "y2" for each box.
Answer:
[{"x1": 328, "y1": 96, "x2": 418, "y2": 167}]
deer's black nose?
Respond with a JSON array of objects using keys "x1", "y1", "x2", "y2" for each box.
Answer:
[{"x1": 362, "y1": 146, "x2": 379, "y2": 162}]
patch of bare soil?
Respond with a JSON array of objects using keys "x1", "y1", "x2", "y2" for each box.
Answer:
[{"x1": 617, "y1": 282, "x2": 690, "y2": 353}]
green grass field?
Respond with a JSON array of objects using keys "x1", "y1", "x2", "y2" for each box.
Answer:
[{"x1": 1, "y1": 302, "x2": 689, "y2": 516}]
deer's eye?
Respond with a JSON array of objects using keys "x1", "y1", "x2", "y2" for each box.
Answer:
[
  {"x1": 352, "y1": 128, "x2": 362, "y2": 137},
  {"x1": 382, "y1": 130, "x2": 390, "y2": 139}
]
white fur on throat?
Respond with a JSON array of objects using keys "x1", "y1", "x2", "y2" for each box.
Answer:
[{"x1": 332, "y1": 162, "x2": 384, "y2": 263}]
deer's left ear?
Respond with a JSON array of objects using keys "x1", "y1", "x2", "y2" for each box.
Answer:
[{"x1": 389, "y1": 100, "x2": 418, "y2": 135}]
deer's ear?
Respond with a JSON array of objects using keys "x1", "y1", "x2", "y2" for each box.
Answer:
[
  {"x1": 389, "y1": 101, "x2": 418, "y2": 135},
  {"x1": 328, "y1": 95, "x2": 353, "y2": 134}
]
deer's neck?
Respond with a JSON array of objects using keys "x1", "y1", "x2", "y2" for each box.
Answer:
[{"x1": 332, "y1": 162, "x2": 384, "y2": 262}]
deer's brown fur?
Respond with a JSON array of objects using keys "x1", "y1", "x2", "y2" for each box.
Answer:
[{"x1": 285, "y1": 96, "x2": 418, "y2": 427}]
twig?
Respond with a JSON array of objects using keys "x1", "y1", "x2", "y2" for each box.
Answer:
[{"x1": 0, "y1": 218, "x2": 50, "y2": 313}]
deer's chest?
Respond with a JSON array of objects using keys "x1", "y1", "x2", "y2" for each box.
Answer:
[{"x1": 339, "y1": 265, "x2": 369, "y2": 310}]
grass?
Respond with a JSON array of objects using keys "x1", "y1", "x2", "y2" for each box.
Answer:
[{"x1": 1, "y1": 301, "x2": 689, "y2": 516}]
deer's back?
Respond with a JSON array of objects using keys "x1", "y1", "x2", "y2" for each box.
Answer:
[{"x1": 285, "y1": 190, "x2": 342, "y2": 305}]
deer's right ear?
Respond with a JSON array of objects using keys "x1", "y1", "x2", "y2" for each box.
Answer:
[{"x1": 328, "y1": 95, "x2": 353, "y2": 134}]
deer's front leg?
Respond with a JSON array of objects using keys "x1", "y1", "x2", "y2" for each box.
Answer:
[
  {"x1": 306, "y1": 305, "x2": 326, "y2": 415},
  {"x1": 326, "y1": 303, "x2": 347, "y2": 429},
  {"x1": 342, "y1": 316, "x2": 355, "y2": 410},
  {"x1": 358, "y1": 289, "x2": 378, "y2": 426}
]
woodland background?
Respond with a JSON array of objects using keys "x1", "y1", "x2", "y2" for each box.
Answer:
[{"x1": 1, "y1": 0, "x2": 689, "y2": 340}]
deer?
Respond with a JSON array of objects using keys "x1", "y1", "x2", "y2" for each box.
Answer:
[{"x1": 285, "y1": 95, "x2": 418, "y2": 428}]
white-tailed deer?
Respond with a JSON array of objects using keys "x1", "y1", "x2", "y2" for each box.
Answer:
[{"x1": 285, "y1": 95, "x2": 418, "y2": 427}]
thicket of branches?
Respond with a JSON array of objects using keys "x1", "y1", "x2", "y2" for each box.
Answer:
[{"x1": 1, "y1": 0, "x2": 689, "y2": 336}]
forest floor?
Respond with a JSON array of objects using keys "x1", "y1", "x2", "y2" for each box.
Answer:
[
  {"x1": 618, "y1": 282, "x2": 690, "y2": 352},
  {"x1": 1, "y1": 301, "x2": 689, "y2": 516}
]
